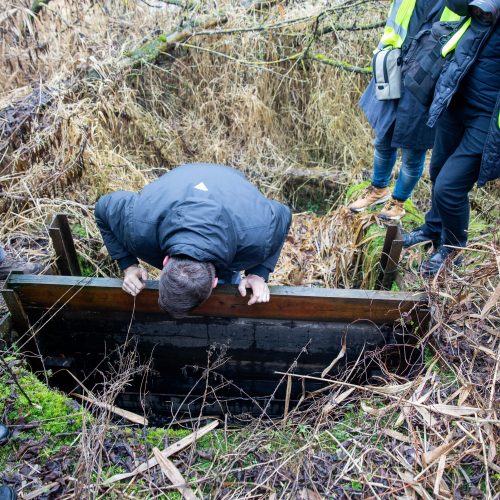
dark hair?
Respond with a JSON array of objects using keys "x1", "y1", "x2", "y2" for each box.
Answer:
[{"x1": 158, "y1": 256, "x2": 216, "y2": 318}]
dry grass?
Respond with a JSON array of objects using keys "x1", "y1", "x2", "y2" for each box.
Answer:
[{"x1": 1, "y1": 0, "x2": 499, "y2": 498}]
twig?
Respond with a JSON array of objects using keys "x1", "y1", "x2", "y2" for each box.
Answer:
[
  {"x1": 0, "y1": 352, "x2": 36, "y2": 407},
  {"x1": 302, "y1": 53, "x2": 372, "y2": 74}
]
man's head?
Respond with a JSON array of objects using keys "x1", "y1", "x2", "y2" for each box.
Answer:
[{"x1": 158, "y1": 255, "x2": 217, "y2": 318}]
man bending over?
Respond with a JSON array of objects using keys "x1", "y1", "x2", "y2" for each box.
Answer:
[{"x1": 95, "y1": 163, "x2": 292, "y2": 317}]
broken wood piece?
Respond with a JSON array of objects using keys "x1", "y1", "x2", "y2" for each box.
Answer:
[
  {"x1": 105, "y1": 420, "x2": 219, "y2": 484},
  {"x1": 153, "y1": 448, "x2": 198, "y2": 500},
  {"x1": 72, "y1": 393, "x2": 148, "y2": 426}
]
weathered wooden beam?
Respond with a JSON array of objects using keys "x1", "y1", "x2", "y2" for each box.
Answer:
[
  {"x1": 2, "y1": 274, "x2": 427, "y2": 416},
  {"x1": 30, "y1": 309, "x2": 396, "y2": 416},
  {"x1": 49, "y1": 214, "x2": 81, "y2": 276},
  {"x1": 5, "y1": 274, "x2": 428, "y2": 324}
]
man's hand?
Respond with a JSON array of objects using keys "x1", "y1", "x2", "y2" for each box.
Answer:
[
  {"x1": 238, "y1": 274, "x2": 270, "y2": 305},
  {"x1": 123, "y1": 265, "x2": 148, "y2": 296}
]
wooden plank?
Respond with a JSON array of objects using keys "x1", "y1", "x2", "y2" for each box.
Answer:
[
  {"x1": 0, "y1": 313, "x2": 12, "y2": 338},
  {"x1": 377, "y1": 225, "x2": 403, "y2": 291},
  {"x1": 378, "y1": 225, "x2": 399, "y2": 284},
  {"x1": 1, "y1": 288, "x2": 30, "y2": 333},
  {"x1": 35, "y1": 311, "x2": 392, "y2": 383},
  {"x1": 49, "y1": 214, "x2": 81, "y2": 276},
  {"x1": 6, "y1": 274, "x2": 428, "y2": 324},
  {"x1": 381, "y1": 237, "x2": 404, "y2": 290}
]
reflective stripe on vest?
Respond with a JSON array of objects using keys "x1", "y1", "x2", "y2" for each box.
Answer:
[
  {"x1": 440, "y1": 6, "x2": 461, "y2": 22},
  {"x1": 442, "y1": 17, "x2": 472, "y2": 56},
  {"x1": 379, "y1": 0, "x2": 417, "y2": 49},
  {"x1": 379, "y1": 2, "x2": 461, "y2": 50}
]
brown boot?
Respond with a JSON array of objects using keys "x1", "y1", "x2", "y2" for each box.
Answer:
[
  {"x1": 378, "y1": 198, "x2": 406, "y2": 220},
  {"x1": 348, "y1": 185, "x2": 390, "y2": 213}
]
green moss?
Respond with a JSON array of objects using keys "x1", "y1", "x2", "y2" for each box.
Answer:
[
  {"x1": 77, "y1": 255, "x2": 95, "y2": 277},
  {"x1": 70, "y1": 223, "x2": 87, "y2": 238},
  {"x1": 143, "y1": 427, "x2": 191, "y2": 447},
  {"x1": 351, "y1": 480, "x2": 363, "y2": 491},
  {"x1": 424, "y1": 348, "x2": 457, "y2": 385},
  {"x1": 125, "y1": 36, "x2": 170, "y2": 64},
  {"x1": 344, "y1": 181, "x2": 370, "y2": 204},
  {"x1": 9, "y1": 374, "x2": 82, "y2": 435},
  {"x1": 0, "y1": 367, "x2": 85, "y2": 471},
  {"x1": 402, "y1": 197, "x2": 424, "y2": 228}
]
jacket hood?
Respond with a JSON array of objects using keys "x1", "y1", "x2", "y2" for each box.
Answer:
[
  {"x1": 445, "y1": 0, "x2": 500, "y2": 19},
  {"x1": 159, "y1": 197, "x2": 237, "y2": 270},
  {"x1": 470, "y1": 0, "x2": 500, "y2": 22}
]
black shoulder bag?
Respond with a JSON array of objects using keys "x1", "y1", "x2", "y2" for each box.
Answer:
[{"x1": 403, "y1": 18, "x2": 467, "y2": 105}]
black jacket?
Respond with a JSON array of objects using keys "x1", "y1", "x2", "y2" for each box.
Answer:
[
  {"x1": 428, "y1": 1, "x2": 500, "y2": 185},
  {"x1": 95, "y1": 163, "x2": 292, "y2": 281}
]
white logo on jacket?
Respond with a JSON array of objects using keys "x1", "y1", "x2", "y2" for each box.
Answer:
[{"x1": 194, "y1": 182, "x2": 208, "y2": 192}]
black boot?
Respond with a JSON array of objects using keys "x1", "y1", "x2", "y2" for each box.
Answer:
[
  {"x1": 420, "y1": 246, "x2": 462, "y2": 276},
  {"x1": 403, "y1": 227, "x2": 441, "y2": 249}
]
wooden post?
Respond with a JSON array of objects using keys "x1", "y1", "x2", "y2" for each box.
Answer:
[
  {"x1": 376, "y1": 225, "x2": 404, "y2": 291},
  {"x1": 1, "y1": 287, "x2": 30, "y2": 334},
  {"x1": 49, "y1": 214, "x2": 81, "y2": 276}
]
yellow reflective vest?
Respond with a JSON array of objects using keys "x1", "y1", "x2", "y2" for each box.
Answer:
[{"x1": 379, "y1": 1, "x2": 461, "y2": 50}]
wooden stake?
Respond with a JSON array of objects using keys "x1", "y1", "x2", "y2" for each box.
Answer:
[{"x1": 49, "y1": 214, "x2": 81, "y2": 276}]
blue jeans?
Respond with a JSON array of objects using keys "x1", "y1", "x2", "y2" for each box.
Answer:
[
  {"x1": 0, "y1": 246, "x2": 5, "y2": 264},
  {"x1": 372, "y1": 125, "x2": 427, "y2": 202}
]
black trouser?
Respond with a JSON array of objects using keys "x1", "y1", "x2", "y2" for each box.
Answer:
[{"x1": 422, "y1": 99, "x2": 487, "y2": 248}]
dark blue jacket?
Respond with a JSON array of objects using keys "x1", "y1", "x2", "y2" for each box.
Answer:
[
  {"x1": 95, "y1": 164, "x2": 292, "y2": 281},
  {"x1": 359, "y1": 0, "x2": 446, "y2": 149},
  {"x1": 428, "y1": 1, "x2": 500, "y2": 185}
]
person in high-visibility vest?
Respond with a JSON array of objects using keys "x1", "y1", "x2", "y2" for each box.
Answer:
[
  {"x1": 403, "y1": 0, "x2": 500, "y2": 276},
  {"x1": 349, "y1": 0, "x2": 459, "y2": 220}
]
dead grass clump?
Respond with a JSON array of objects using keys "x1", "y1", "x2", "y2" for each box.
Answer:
[{"x1": 271, "y1": 208, "x2": 374, "y2": 288}]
